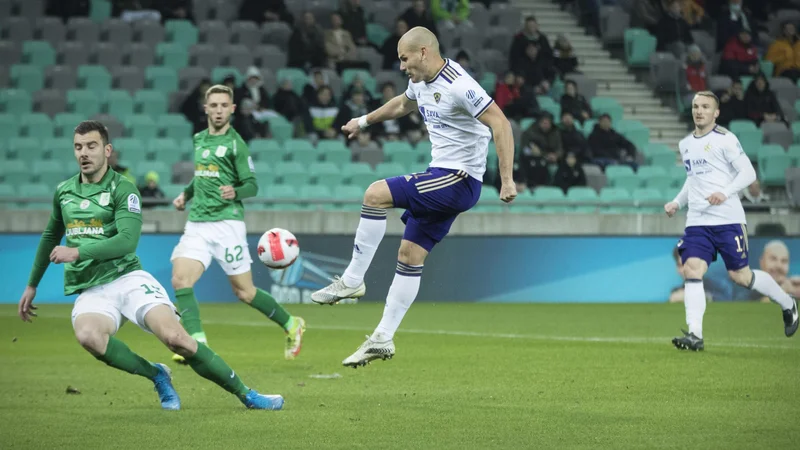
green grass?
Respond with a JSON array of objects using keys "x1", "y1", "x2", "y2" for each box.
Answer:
[{"x1": 0, "y1": 302, "x2": 798, "y2": 449}]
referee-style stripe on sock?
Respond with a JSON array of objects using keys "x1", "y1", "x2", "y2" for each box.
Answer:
[
  {"x1": 360, "y1": 204, "x2": 387, "y2": 220},
  {"x1": 374, "y1": 262, "x2": 424, "y2": 340}
]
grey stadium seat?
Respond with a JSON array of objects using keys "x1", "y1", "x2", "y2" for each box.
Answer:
[
  {"x1": 649, "y1": 52, "x2": 679, "y2": 93},
  {"x1": 458, "y1": 28, "x2": 484, "y2": 54},
  {"x1": 231, "y1": 20, "x2": 262, "y2": 48},
  {"x1": 369, "y1": 4, "x2": 396, "y2": 30},
  {"x1": 126, "y1": 43, "x2": 155, "y2": 68},
  {"x1": 2, "y1": 17, "x2": 34, "y2": 43},
  {"x1": 66, "y1": 17, "x2": 100, "y2": 43},
  {"x1": 223, "y1": 44, "x2": 254, "y2": 73},
  {"x1": 101, "y1": 19, "x2": 133, "y2": 46},
  {"x1": 91, "y1": 114, "x2": 124, "y2": 140},
  {"x1": 169, "y1": 91, "x2": 187, "y2": 113},
  {"x1": 0, "y1": 40, "x2": 22, "y2": 66},
  {"x1": 57, "y1": 41, "x2": 91, "y2": 68},
  {"x1": 34, "y1": 16, "x2": 66, "y2": 47},
  {"x1": 485, "y1": 27, "x2": 513, "y2": 54},
  {"x1": 92, "y1": 42, "x2": 124, "y2": 68},
  {"x1": 781, "y1": 99, "x2": 797, "y2": 123},
  {"x1": 690, "y1": 30, "x2": 716, "y2": 61},
  {"x1": 787, "y1": 168, "x2": 800, "y2": 207},
  {"x1": 375, "y1": 70, "x2": 406, "y2": 93},
  {"x1": 259, "y1": 68, "x2": 278, "y2": 94},
  {"x1": 436, "y1": 27, "x2": 459, "y2": 53},
  {"x1": 761, "y1": 122, "x2": 793, "y2": 149},
  {"x1": 112, "y1": 66, "x2": 145, "y2": 94},
  {"x1": 45, "y1": 65, "x2": 77, "y2": 90},
  {"x1": 190, "y1": 44, "x2": 223, "y2": 71},
  {"x1": 600, "y1": 6, "x2": 629, "y2": 45},
  {"x1": 133, "y1": 21, "x2": 165, "y2": 47},
  {"x1": 209, "y1": 0, "x2": 238, "y2": 23},
  {"x1": 469, "y1": 3, "x2": 490, "y2": 29},
  {"x1": 199, "y1": 20, "x2": 230, "y2": 45},
  {"x1": 565, "y1": 73, "x2": 598, "y2": 100},
  {"x1": 285, "y1": 0, "x2": 308, "y2": 17},
  {"x1": 707, "y1": 75, "x2": 732, "y2": 93},
  {"x1": 309, "y1": 67, "x2": 342, "y2": 96},
  {"x1": 253, "y1": 45, "x2": 287, "y2": 73},
  {"x1": 491, "y1": 3, "x2": 521, "y2": 29},
  {"x1": 583, "y1": 163, "x2": 606, "y2": 192},
  {"x1": 179, "y1": 67, "x2": 210, "y2": 91},
  {"x1": 34, "y1": 89, "x2": 67, "y2": 117},
  {"x1": 476, "y1": 48, "x2": 507, "y2": 75},
  {"x1": 262, "y1": 22, "x2": 292, "y2": 50},
  {"x1": 0, "y1": 0, "x2": 11, "y2": 18},
  {"x1": 16, "y1": 0, "x2": 45, "y2": 19},
  {"x1": 310, "y1": 6, "x2": 335, "y2": 29},
  {"x1": 357, "y1": 46, "x2": 383, "y2": 72},
  {"x1": 770, "y1": 77, "x2": 798, "y2": 105}
]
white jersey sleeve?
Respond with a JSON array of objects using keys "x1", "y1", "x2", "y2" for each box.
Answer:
[
  {"x1": 404, "y1": 80, "x2": 417, "y2": 101},
  {"x1": 450, "y1": 77, "x2": 494, "y2": 119}
]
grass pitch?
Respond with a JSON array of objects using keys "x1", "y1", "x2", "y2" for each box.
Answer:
[{"x1": 0, "y1": 302, "x2": 797, "y2": 449}]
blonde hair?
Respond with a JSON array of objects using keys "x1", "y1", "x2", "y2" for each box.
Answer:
[
  {"x1": 205, "y1": 84, "x2": 234, "y2": 102},
  {"x1": 693, "y1": 90, "x2": 719, "y2": 107}
]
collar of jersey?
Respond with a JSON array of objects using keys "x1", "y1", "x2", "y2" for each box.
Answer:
[
  {"x1": 692, "y1": 124, "x2": 718, "y2": 139},
  {"x1": 426, "y1": 58, "x2": 450, "y2": 84},
  {"x1": 205, "y1": 127, "x2": 233, "y2": 139},
  {"x1": 75, "y1": 166, "x2": 115, "y2": 193}
]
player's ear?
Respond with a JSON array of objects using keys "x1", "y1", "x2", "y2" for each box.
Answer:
[{"x1": 105, "y1": 143, "x2": 113, "y2": 158}]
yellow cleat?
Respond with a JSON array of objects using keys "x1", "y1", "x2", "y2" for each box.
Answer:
[
  {"x1": 285, "y1": 317, "x2": 306, "y2": 360},
  {"x1": 171, "y1": 353, "x2": 188, "y2": 365}
]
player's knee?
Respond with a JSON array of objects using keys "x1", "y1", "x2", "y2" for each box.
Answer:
[
  {"x1": 363, "y1": 181, "x2": 391, "y2": 208},
  {"x1": 682, "y1": 259, "x2": 706, "y2": 279},
  {"x1": 164, "y1": 331, "x2": 194, "y2": 355},
  {"x1": 729, "y1": 268, "x2": 753, "y2": 287},
  {"x1": 233, "y1": 286, "x2": 256, "y2": 304},
  {"x1": 397, "y1": 242, "x2": 426, "y2": 266},
  {"x1": 171, "y1": 273, "x2": 194, "y2": 290},
  {"x1": 74, "y1": 328, "x2": 109, "y2": 355}
]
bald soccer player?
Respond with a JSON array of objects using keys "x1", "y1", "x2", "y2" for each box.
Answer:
[{"x1": 311, "y1": 27, "x2": 517, "y2": 368}]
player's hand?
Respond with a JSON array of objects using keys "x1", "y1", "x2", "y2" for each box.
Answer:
[
  {"x1": 707, "y1": 192, "x2": 727, "y2": 205},
  {"x1": 499, "y1": 183, "x2": 517, "y2": 203},
  {"x1": 341, "y1": 118, "x2": 362, "y2": 139},
  {"x1": 219, "y1": 185, "x2": 236, "y2": 200},
  {"x1": 173, "y1": 192, "x2": 185, "y2": 211},
  {"x1": 664, "y1": 201, "x2": 679, "y2": 217},
  {"x1": 50, "y1": 246, "x2": 79, "y2": 264},
  {"x1": 18, "y1": 286, "x2": 37, "y2": 322}
]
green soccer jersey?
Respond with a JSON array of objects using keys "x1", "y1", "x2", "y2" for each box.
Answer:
[
  {"x1": 185, "y1": 127, "x2": 257, "y2": 222},
  {"x1": 27, "y1": 168, "x2": 144, "y2": 296}
]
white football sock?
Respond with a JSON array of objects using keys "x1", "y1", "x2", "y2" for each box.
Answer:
[
  {"x1": 684, "y1": 279, "x2": 706, "y2": 338},
  {"x1": 750, "y1": 269, "x2": 794, "y2": 310},
  {"x1": 342, "y1": 205, "x2": 387, "y2": 288},
  {"x1": 373, "y1": 262, "x2": 423, "y2": 341}
]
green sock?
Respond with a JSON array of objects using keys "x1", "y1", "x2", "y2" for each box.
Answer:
[
  {"x1": 95, "y1": 337, "x2": 159, "y2": 379},
  {"x1": 250, "y1": 289, "x2": 292, "y2": 330},
  {"x1": 175, "y1": 287, "x2": 204, "y2": 336},
  {"x1": 187, "y1": 342, "x2": 249, "y2": 399}
]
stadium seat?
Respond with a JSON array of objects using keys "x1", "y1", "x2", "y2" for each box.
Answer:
[
  {"x1": 386, "y1": 148, "x2": 420, "y2": 167},
  {"x1": 366, "y1": 22, "x2": 390, "y2": 47},
  {"x1": 135, "y1": 161, "x2": 169, "y2": 183},
  {"x1": 479, "y1": 72, "x2": 498, "y2": 96},
  {"x1": 756, "y1": 144, "x2": 785, "y2": 166},
  {"x1": 0, "y1": 113, "x2": 20, "y2": 140},
  {"x1": 276, "y1": 68, "x2": 309, "y2": 96},
  {"x1": 263, "y1": 184, "x2": 301, "y2": 211},
  {"x1": 145, "y1": 66, "x2": 179, "y2": 95},
  {"x1": 599, "y1": 187, "x2": 633, "y2": 213},
  {"x1": 474, "y1": 185, "x2": 503, "y2": 213},
  {"x1": 298, "y1": 185, "x2": 334, "y2": 211},
  {"x1": 341, "y1": 69, "x2": 377, "y2": 95},
  {"x1": 67, "y1": 89, "x2": 101, "y2": 116},
  {"x1": 266, "y1": 115, "x2": 293, "y2": 142},
  {"x1": 53, "y1": 113, "x2": 84, "y2": 137},
  {"x1": 19, "y1": 113, "x2": 53, "y2": 138},
  {"x1": 230, "y1": 21, "x2": 262, "y2": 48},
  {"x1": 728, "y1": 119, "x2": 757, "y2": 133},
  {"x1": 33, "y1": 160, "x2": 69, "y2": 180},
  {"x1": 0, "y1": 160, "x2": 31, "y2": 185},
  {"x1": 788, "y1": 144, "x2": 800, "y2": 165},
  {"x1": 104, "y1": 90, "x2": 134, "y2": 122},
  {"x1": 0, "y1": 89, "x2": 33, "y2": 114},
  {"x1": 345, "y1": 162, "x2": 377, "y2": 190},
  {"x1": 761, "y1": 122, "x2": 793, "y2": 149},
  {"x1": 250, "y1": 139, "x2": 286, "y2": 162},
  {"x1": 10, "y1": 64, "x2": 44, "y2": 93},
  {"x1": 165, "y1": 19, "x2": 198, "y2": 48},
  {"x1": 333, "y1": 184, "x2": 364, "y2": 211},
  {"x1": 155, "y1": 43, "x2": 190, "y2": 71},
  {"x1": 113, "y1": 137, "x2": 147, "y2": 164},
  {"x1": 134, "y1": 90, "x2": 168, "y2": 118},
  {"x1": 77, "y1": 65, "x2": 112, "y2": 94},
  {"x1": 309, "y1": 162, "x2": 345, "y2": 188},
  {"x1": 159, "y1": 114, "x2": 193, "y2": 140},
  {"x1": 23, "y1": 41, "x2": 56, "y2": 68},
  {"x1": 617, "y1": 120, "x2": 650, "y2": 149},
  {"x1": 590, "y1": 97, "x2": 624, "y2": 123},
  {"x1": 284, "y1": 138, "x2": 318, "y2": 164},
  {"x1": 9, "y1": 137, "x2": 45, "y2": 161},
  {"x1": 736, "y1": 130, "x2": 765, "y2": 158},
  {"x1": 605, "y1": 165, "x2": 639, "y2": 191},
  {"x1": 636, "y1": 165, "x2": 667, "y2": 187},
  {"x1": 0, "y1": 184, "x2": 17, "y2": 204},
  {"x1": 274, "y1": 161, "x2": 312, "y2": 188},
  {"x1": 566, "y1": 186, "x2": 599, "y2": 213},
  {"x1": 319, "y1": 141, "x2": 351, "y2": 165},
  {"x1": 759, "y1": 152, "x2": 793, "y2": 187},
  {"x1": 532, "y1": 186, "x2": 568, "y2": 213},
  {"x1": 375, "y1": 162, "x2": 406, "y2": 179},
  {"x1": 124, "y1": 115, "x2": 158, "y2": 140},
  {"x1": 148, "y1": 138, "x2": 182, "y2": 163},
  {"x1": 624, "y1": 29, "x2": 657, "y2": 68},
  {"x1": 632, "y1": 188, "x2": 663, "y2": 213},
  {"x1": 255, "y1": 168, "x2": 277, "y2": 187},
  {"x1": 211, "y1": 66, "x2": 243, "y2": 85}
]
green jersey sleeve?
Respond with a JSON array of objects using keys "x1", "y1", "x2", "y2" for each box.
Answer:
[
  {"x1": 184, "y1": 178, "x2": 195, "y2": 202},
  {"x1": 233, "y1": 136, "x2": 258, "y2": 200},
  {"x1": 27, "y1": 190, "x2": 66, "y2": 288},
  {"x1": 77, "y1": 181, "x2": 142, "y2": 262}
]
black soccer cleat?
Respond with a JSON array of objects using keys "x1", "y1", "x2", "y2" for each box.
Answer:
[
  {"x1": 782, "y1": 299, "x2": 798, "y2": 338},
  {"x1": 672, "y1": 329, "x2": 704, "y2": 351}
]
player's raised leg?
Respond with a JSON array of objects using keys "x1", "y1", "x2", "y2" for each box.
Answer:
[
  {"x1": 311, "y1": 180, "x2": 393, "y2": 305},
  {"x1": 729, "y1": 267, "x2": 798, "y2": 336},
  {"x1": 170, "y1": 256, "x2": 207, "y2": 363},
  {"x1": 144, "y1": 304, "x2": 284, "y2": 410},
  {"x1": 73, "y1": 312, "x2": 180, "y2": 410},
  {"x1": 228, "y1": 271, "x2": 306, "y2": 360}
]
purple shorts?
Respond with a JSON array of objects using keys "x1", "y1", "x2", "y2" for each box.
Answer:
[
  {"x1": 386, "y1": 167, "x2": 481, "y2": 252},
  {"x1": 677, "y1": 224, "x2": 750, "y2": 271}
]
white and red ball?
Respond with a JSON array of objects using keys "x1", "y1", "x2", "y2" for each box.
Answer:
[{"x1": 257, "y1": 228, "x2": 299, "y2": 269}]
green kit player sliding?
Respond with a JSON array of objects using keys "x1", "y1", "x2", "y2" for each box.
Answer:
[
  {"x1": 169, "y1": 84, "x2": 305, "y2": 363},
  {"x1": 17, "y1": 121, "x2": 284, "y2": 411}
]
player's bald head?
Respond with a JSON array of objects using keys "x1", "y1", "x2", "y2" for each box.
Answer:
[
  {"x1": 398, "y1": 26, "x2": 440, "y2": 55},
  {"x1": 764, "y1": 240, "x2": 790, "y2": 259}
]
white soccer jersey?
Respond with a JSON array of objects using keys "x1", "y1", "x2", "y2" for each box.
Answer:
[
  {"x1": 677, "y1": 125, "x2": 749, "y2": 226},
  {"x1": 404, "y1": 59, "x2": 493, "y2": 180}
]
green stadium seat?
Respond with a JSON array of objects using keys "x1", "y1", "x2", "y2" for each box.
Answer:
[
  {"x1": 760, "y1": 60, "x2": 774, "y2": 78},
  {"x1": 0, "y1": 89, "x2": 33, "y2": 115},
  {"x1": 33, "y1": 160, "x2": 68, "y2": 180},
  {"x1": 263, "y1": 184, "x2": 301, "y2": 211},
  {"x1": 591, "y1": 97, "x2": 624, "y2": 123},
  {"x1": 644, "y1": 173, "x2": 675, "y2": 192},
  {"x1": 788, "y1": 144, "x2": 800, "y2": 165},
  {"x1": 148, "y1": 138, "x2": 181, "y2": 162},
  {"x1": 113, "y1": 137, "x2": 148, "y2": 164},
  {"x1": 211, "y1": 67, "x2": 243, "y2": 85},
  {"x1": 255, "y1": 170, "x2": 277, "y2": 187},
  {"x1": 20, "y1": 113, "x2": 54, "y2": 138},
  {"x1": 145, "y1": 67, "x2": 179, "y2": 95},
  {"x1": 624, "y1": 29, "x2": 657, "y2": 68},
  {"x1": 333, "y1": 184, "x2": 364, "y2": 211},
  {"x1": 345, "y1": 162, "x2": 377, "y2": 189},
  {"x1": 104, "y1": 90, "x2": 134, "y2": 122},
  {"x1": 67, "y1": 90, "x2": 101, "y2": 116},
  {"x1": 161, "y1": 183, "x2": 184, "y2": 200},
  {"x1": 309, "y1": 162, "x2": 345, "y2": 188},
  {"x1": 383, "y1": 141, "x2": 414, "y2": 155},
  {"x1": 276, "y1": 68, "x2": 309, "y2": 96},
  {"x1": 793, "y1": 122, "x2": 800, "y2": 143},
  {"x1": 18, "y1": 182, "x2": 51, "y2": 199},
  {"x1": 266, "y1": 115, "x2": 293, "y2": 142},
  {"x1": 89, "y1": 0, "x2": 112, "y2": 22},
  {"x1": 77, "y1": 65, "x2": 112, "y2": 94},
  {"x1": 508, "y1": 188, "x2": 536, "y2": 213},
  {"x1": 617, "y1": 120, "x2": 650, "y2": 149},
  {"x1": 318, "y1": 140, "x2": 351, "y2": 164},
  {"x1": 605, "y1": 165, "x2": 639, "y2": 191},
  {"x1": 156, "y1": 43, "x2": 190, "y2": 71},
  {"x1": 11, "y1": 65, "x2": 44, "y2": 93},
  {"x1": 250, "y1": 139, "x2": 286, "y2": 162},
  {"x1": 0, "y1": 113, "x2": 20, "y2": 140},
  {"x1": 375, "y1": 162, "x2": 406, "y2": 179},
  {"x1": 474, "y1": 185, "x2": 503, "y2": 212},
  {"x1": 479, "y1": 72, "x2": 497, "y2": 95},
  {"x1": 125, "y1": 115, "x2": 158, "y2": 140},
  {"x1": 274, "y1": 161, "x2": 311, "y2": 187},
  {"x1": 22, "y1": 41, "x2": 56, "y2": 68},
  {"x1": 54, "y1": 113, "x2": 84, "y2": 137},
  {"x1": 537, "y1": 96, "x2": 561, "y2": 122},
  {"x1": 134, "y1": 90, "x2": 168, "y2": 118},
  {"x1": 366, "y1": 23, "x2": 390, "y2": 46},
  {"x1": 135, "y1": 161, "x2": 170, "y2": 183},
  {"x1": 736, "y1": 129, "x2": 765, "y2": 160},
  {"x1": 759, "y1": 153, "x2": 793, "y2": 186},
  {"x1": 165, "y1": 20, "x2": 198, "y2": 48},
  {"x1": 415, "y1": 140, "x2": 432, "y2": 153},
  {"x1": 566, "y1": 186, "x2": 598, "y2": 213},
  {"x1": 636, "y1": 165, "x2": 667, "y2": 187},
  {"x1": 386, "y1": 148, "x2": 420, "y2": 166},
  {"x1": 159, "y1": 114, "x2": 193, "y2": 140},
  {"x1": 298, "y1": 185, "x2": 334, "y2": 211},
  {"x1": 9, "y1": 137, "x2": 45, "y2": 161},
  {"x1": 581, "y1": 119, "x2": 597, "y2": 137},
  {"x1": 756, "y1": 144, "x2": 785, "y2": 166},
  {"x1": 41, "y1": 137, "x2": 73, "y2": 161},
  {"x1": 0, "y1": 184, "x2": 17, "y2": 199},
  {"x1": 599, "y1": 187, "x2": 633, "y2": 214},
  {"x1": 532, "y1": 186, "x2": 568, "y2": 213},
  {"x1": 284, "y1": 139, "x2": 318, "y2": 164},
  {"x1": 728, "y1": 119, "x2": 757, "y2": 133},
  {"x1": 632, "y1": 188, "x2": 663, "y2": 213},
  {"x1": 0, "y1": 160, "x2": 31, "y2": 184},
  {"x1": 341, "y1": 69, "x2": 377, "y2": 95}
]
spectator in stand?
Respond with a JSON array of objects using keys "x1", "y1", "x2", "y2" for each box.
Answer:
[
  {"x1": 350, "y1": 131, "x2": 382, "y2": 165},
  {"x1": 109, "y1": 149, "x2": 135, "y2": 184},
  {"x1": 139, "y1": 171, "x2": 165, "y2": 208},
  {"x1": 235, "y1": 67, "x2": 271, "y2": 112},
  {"x1": 325, "y1": 12, "x2": 363, "y2": 73},
  {"x1": 338, "y1": 0, "x2": 369, "y2": 47},
  {"x1": 632, "y1": 0, "x2": 666, "y2": 34},
  {"x1": 112, "y1": 0, "x2": 161, "y2": 22},
  {"x1": 273, "y1": 78, "x2": 311, "y2": 134},
  {"x1": 430, "y1": 0, "x2": 473, "y2": 30},
  {"x1": 717, "y1": 78, "x2": 747, "y2": 126},
  {"x1": 157, "y1": 0, "x2": 193, "y2": 22},
  {"x1": 288, "y1": 12, "x2": 326, "y2": 70},
  {"x1": 342, "y1": 75, "x2": 375, "y2": 105},
  {"x1": 715, "y1": 0, "x2": 757, "y2": 52},
  {"x1": 455, "y1": 50, "x2": 479, "y2": 79},
  {"x1": 553, "y1": 152, "x2": 587, "y2": 194},
  {"x1": 335, "y1": 88, "x2": 370, "y2": 135},
  {"x1": 499, "y1": 73, "x2": 540, "y2": 120},
  {"x1": 370, "y1": 82, "x2": 419, "y2": 141},
  {"x1": 221, "y1": 75, "x2": 236, "y2": 93},
  {"x1": 519, "y1": 142, "x2": 551, "y2": 189},
  {"x1": 655, "y1": 0, "x2": 694, "y2": 56},
  {"x1": 559, "y1": 112, "x2": 590, "y2": 162},
  {"x1": 495, "y1": 71, "x2": 520, "y2": 112},
  {"x1": 684, "y1": 44, "x2": 708, "y2": 92},
  {"x1": 744, "y1": 73, "x2": 785, "y2": 126},
  {"x1": 512, "y1": 43, "x2": 554, "y2": 95},
  {"x1": 238, "y1": 0, "x2": 293, "y2": 25},
  {"x1": 720, "y1": 29, "x2": 759, "y2": 78},
  {"x1": 553, "y1": 34, "x2": 579, "y2": 77},
  {"x1": 679, "y1": 0, "x2": 705, "y2": 29},
  {"x1": 520, "y1": 112, "x2": 563, "y2": 164},
  {"x1": 509, "y1": 16, "x2": 553, "y2": 69},
  {"x1": 400, "y1": 0, "x2": 439, "y2": 37},
  {"x1": 46, "y1": 0, "x2": 90, "y2": 21},
  {"x1": 382, "y1": 19, "x2": 409, "y2": 70},
  {"x1": 309, "y1": 86, "x2": 339, "y2": 140},
  {"x1": 560, "y1": 80, "x2": 592, "y2": 124},
  {"x1": 181, "y1": 78, "x2": 212, "y2": 134},
  {"x1": 235, "y1": 99, "x2": 270, "y2": 142},
  {"x1": 303, "y1": 70, "x2": 332, "y2": 105},
  {"x1": 587, "y1": 113, "x2": 637, "y2": 168},
  {"x1": 765, "y1": 22, "x2": 800, "y2": 82}
]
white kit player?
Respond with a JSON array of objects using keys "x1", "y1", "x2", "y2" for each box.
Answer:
[
  {"x1": 311, "y1": 27, "x2": 517, "y2": 367},
  {"x1": 665, "y1": 91, "x2": 798, "y2": 351}
]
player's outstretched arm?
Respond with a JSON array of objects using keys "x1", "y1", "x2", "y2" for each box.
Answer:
[
  {"x1": 478, "y1": 102, "x2": 517, "y2": 203},
  {"x1": 75, "y1": 184, "x2": 143, "y2": 262},
  {"x1": 718, "y1": 153, "x2": 756, "y2": 202},
  {"x1": 22, "y1": 191, "x2": 66, "y2": 321},
  {"x1": 341, "y1": 94, "x2": 417, "y2": 139},
  {"x1": 665, "y1": 179, "x2": 688, "y2": 217}
]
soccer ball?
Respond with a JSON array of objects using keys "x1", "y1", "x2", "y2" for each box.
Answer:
[{"x1": 257, "y1": 228, "x2": 300, "y2": 269}]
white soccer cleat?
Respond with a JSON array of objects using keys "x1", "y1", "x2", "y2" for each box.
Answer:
[
  {"x1": 342, "y1": 335, "x2": 395, "y2": 368},
  {"x1": 311, "y1": 276, "x2": 366, "y2": 305}
]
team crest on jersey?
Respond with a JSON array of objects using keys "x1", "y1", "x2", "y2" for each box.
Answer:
[
  {"x1": 79, "y1": 199, "x2": 90, "y2": 209},
  {"x1": 202, "y1": 149, "x2": 210, "y2": 159},
  {"x1": 704, "y1": 143, "x2": 711, "y2": 152},
  {"x1": 99, "y1": 192, "x2": 110, "y2": 206},
  {"x1": 433, "y1": 92, "x2": 441, "y2": 103},
  {"x1": 215, "y1": 145, "x2": 228, "y2": 157}
]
